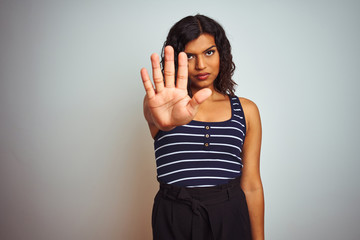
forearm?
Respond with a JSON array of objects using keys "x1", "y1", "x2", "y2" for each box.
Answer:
[{"x1": 244, "y1": 187, "x2": 264, "y2": 240}]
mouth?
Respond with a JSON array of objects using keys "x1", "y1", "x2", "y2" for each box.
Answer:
[{"x1": 195, "y1": 73, "x2": 210, "y2": 80}]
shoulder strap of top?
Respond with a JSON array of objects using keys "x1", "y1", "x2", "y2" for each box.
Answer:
[{"x1": 229, "y1": 95, "x2": 247, "y2": 135}]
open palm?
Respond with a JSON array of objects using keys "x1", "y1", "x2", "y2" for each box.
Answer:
[{"x1": 141, "y1": 46, "x2": 212, "y2": 131}]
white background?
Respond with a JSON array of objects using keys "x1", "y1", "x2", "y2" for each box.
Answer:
[{"x1": 1, "y1": 0, "x2": 359, "y2": 239}]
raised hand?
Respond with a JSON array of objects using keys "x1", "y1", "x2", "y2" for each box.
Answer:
[{"x1": 141, "y1": 46, "x2": 212, "y2": 132}]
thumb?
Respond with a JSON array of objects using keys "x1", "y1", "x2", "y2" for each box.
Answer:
[{"x1": 187, "y1": 88, "x2": 212, "y2": 113}]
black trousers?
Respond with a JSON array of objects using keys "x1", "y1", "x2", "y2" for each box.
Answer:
[{"x1": 152, "y1": 177, "x2": 252, "y2": 240}]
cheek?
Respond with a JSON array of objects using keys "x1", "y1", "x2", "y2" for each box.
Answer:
[
  {"x1": 187, "y1": 62, "x2": 195, "y2": 74},
  {"x1": 211, "y1": 59, "x2": 220, "y2": 72},
  {"x1": 210, "y1": 55, "x2": 220, "y2": 69}
]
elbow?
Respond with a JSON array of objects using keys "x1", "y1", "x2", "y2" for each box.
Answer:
[{"x1": 241, "y1": 178, "x2": 263, "y2": 194}]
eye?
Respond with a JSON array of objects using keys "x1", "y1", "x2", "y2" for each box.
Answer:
[
  {"x1": 205, "y1": 50, "x2": 215, "y2": 56},
  {"x1": 187, "y1": 54, "x2": 194, "y2": 60}
]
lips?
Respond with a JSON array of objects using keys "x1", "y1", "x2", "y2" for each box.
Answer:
[{"x1": 195, "y1": 73, "x2": 210, "y2": 80}]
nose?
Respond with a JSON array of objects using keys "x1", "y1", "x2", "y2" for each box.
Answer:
[{"x1": 195, "y1": 56, "x2": 206, "y2": 70}]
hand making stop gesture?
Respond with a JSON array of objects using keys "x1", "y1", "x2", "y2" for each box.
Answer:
[{"x1": 141, "y1": 46, "x2": 212, "y2": 132}]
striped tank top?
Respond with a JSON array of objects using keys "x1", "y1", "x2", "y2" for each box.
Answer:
[{"x1": 154, "y1": 95, "x2": 246, "y2": 188}]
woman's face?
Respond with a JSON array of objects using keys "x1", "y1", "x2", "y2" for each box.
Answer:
[{"x1": 184, "y1": 33, "x2": 220, "y2": 92}]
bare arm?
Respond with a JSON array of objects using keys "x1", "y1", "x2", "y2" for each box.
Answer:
[
  {"x1": 240, "y1": 98, "x2": 264, "y2": 240},
  {"x1": 140, "y1": 46, "x2": 212, "y2": 138}
]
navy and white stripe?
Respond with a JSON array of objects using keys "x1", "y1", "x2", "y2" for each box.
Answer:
[{"x1": 154, "y1": 96, "x2": 246, "y2": 187}]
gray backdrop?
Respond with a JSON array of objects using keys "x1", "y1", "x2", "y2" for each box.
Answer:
[{"x1": 1, "y1": 0, "x2": 359, "y2": 239}]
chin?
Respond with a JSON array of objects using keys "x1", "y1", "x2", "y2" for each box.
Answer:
[
  {"x1": 190, "y1": 78, "x2": 216, "y2": 89},
  {"x1": 191, "y1": 84, "x2": 214, "y2": 92}
]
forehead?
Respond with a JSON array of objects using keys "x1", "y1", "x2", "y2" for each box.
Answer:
[{"x1": 184, "y1": 34, "x2": 216, "y2": 53}]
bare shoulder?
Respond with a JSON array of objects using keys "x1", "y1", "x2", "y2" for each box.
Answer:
[
  {"x1": 239, "y1": 97, "x2": 260, "y2": 117},
  {"x1": 239, "y1": 97, "x2": 261, "y2": 131}
]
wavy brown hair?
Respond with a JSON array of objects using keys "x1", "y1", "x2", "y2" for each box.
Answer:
[{"x1": 161, "y1": 14, "x2": 236, "y2": 97}]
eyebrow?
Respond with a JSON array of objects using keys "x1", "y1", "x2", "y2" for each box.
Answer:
[{"x1": 185, "y1": 45, "x2": 216, "y2": 55}]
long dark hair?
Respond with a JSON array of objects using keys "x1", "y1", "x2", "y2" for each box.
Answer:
[{"x1": 161, "y1": 14, "x2": 236, "y2": 97}]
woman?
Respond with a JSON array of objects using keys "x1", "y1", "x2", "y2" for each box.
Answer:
[{"x1": 141, "y1": 14, "x2": 264, "y2": 240}]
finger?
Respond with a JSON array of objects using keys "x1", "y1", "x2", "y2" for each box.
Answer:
[
  {"x1": 140, "y1": 68, "x2": 155, "y2": 99},
  {"x1": 176, "y1": 52, "x2": 188, "y2": 90},
  {"x1": 187, "y1": 88, "x2": 212, "y2": 114},
  {"x1": 151, "y1": 53, "x2": 164, "y2": 93},
  {"x1": 164, "y1": 46, "x2": 175, "y2": 88}
]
